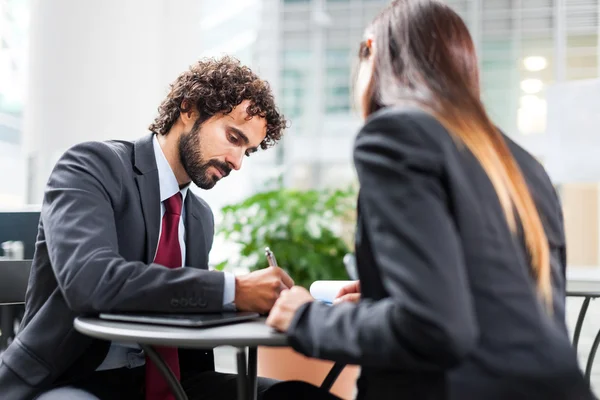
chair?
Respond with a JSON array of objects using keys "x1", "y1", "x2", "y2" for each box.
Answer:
[
  {"x1": 320, "y1": 362, "x2": 346, "y2": 391},
  {"x1": 318, "y1": 259, "x2": 355, "y2": 393},
  {"x1": 0, "y1": 260, "x2": 32, "y2": 351},
  {"x1": 265, "y1": 363, "x2": 350, "y2": 400}
]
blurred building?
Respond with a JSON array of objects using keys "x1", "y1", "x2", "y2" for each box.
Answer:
[
  {"x1": 447, "y1": 0, "x2": 600, "y2": 267},
  {"x1": 251, "y1": 0, "x2": 600, "y2": 186},
  {"x1": 270, "y1": 0, "x2": 600, "y2": 185},
  {"x1": 444, "y1": 0, "x2": 600, "y2": 266},
  {"x1": 261, "y1": 0, "x2": 600, "y2": 267},
  {"x1": 193, "y1": 0, "x2": 376, "y2": 196},
  {"x1": 0, "y1": 0, "x2": 599, "y2": 265},
  {"x1": 274, "y1": 0, "x2": 388, "y2": 189}
]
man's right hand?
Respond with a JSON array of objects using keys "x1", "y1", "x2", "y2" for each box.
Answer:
[
  {"x1": 234, "y1": 267, "x2": 294, "y2": 314},
  {"x1": 333, "y1": 280, "x2": 361, "y2": 304}
]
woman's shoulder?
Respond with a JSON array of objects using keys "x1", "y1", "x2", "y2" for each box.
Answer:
[
  {"x1": 357, "y1": 105, "x2": 455, "y2": 153},
  {"x1": 361, "y1": 105, "x2": 444, "y2": 132}
]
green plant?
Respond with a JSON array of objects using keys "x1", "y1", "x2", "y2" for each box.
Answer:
[{"x1": 215, "y1": 185, "x2": 357, "y2": 289}]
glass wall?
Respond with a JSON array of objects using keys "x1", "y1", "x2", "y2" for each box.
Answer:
[
  {"x1": 0, "y1": 0, "x2": 28, "y2": 119},
  {"x1": 0, "y1": 0, "x2": 29, "y2": 207},
  {"x1": 278, "y1": 0, "x2": 600, "y2": 266},
  {"x1": 3, "y1": 0, "x2": 600, "y2": 264},
  {"x1": 278, "y1": 0, "x2": 385, "y2": 189}
]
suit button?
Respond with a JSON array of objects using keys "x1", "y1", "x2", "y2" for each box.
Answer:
[
  {"x1": 171, "y1": 299, "x2": 179, "y2": 307},
  {"x1": 188, "y1": 298, "x2": 198, "y2": 307},
  {"x1": 180, "y1": 298, "x2": 188, "y2": 307}
]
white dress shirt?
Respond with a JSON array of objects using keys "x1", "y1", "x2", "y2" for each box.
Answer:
[{"x1": 96, "y1": 135, "x2": 235, "y2": 371}]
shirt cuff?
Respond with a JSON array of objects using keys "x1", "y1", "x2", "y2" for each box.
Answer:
[{"x1": 222, "y1": 271, "x2": 236, "y2": 306}]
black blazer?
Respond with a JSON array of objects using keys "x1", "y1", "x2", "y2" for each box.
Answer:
[
  {"x1": 0, "y1": 134, "x2": 225, "y2": 400},
  {"x1": 287, "y1": 108, "x2": 593, "y2": 400}
]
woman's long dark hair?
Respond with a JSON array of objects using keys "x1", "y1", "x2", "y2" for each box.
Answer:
[{"x1": 360, "y1": 0, "x2": 552, "y2": 311}]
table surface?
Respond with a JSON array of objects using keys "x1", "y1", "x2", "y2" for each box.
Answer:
[
  {"x1": 74, "y1": 268, "x2": 600, "y2": 347},
  {"x1": 567, "y1": 267, "x2": 600, "y2": 296},
  {"x1": 74, "y1": 316, "x2": 288, "y2": 348}
]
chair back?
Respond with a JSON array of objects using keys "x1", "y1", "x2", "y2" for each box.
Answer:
[{"x1": 0, "y1": 260, "x2": 32, "y2": 305}]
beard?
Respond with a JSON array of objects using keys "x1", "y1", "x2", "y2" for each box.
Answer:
[{"x1": 178, "y1": 123, "x2": 231, "y2": 190}]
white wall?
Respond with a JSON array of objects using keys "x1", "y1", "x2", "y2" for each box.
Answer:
[
  {"x1": 0, "y1": 140, "x2": 26, "y2": 207},
  {"x1": 544, "y1": 79, "x2": 600, "y2": 184},
  {"x1": 24, "y1": 0, "x2": 205, "y2": 203}
]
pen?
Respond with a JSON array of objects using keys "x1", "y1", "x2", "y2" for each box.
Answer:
[{"x1": 265, "y1": 247, "x2": 278, "y2": 268}]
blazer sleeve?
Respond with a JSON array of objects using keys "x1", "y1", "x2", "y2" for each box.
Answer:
[
  {"x1": 286, "y1": 110, "x2": 479, "y2": 370},
  {"x1": 551, "y1": 185, "x2": 569, "y2": 332},
  {"x1": 42, "y1": 141, "x2": 225, "y2": 314}
]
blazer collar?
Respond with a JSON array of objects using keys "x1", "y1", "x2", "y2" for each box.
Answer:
[
  {"x1": 133, "y1": 133, "x2": 161, "y2": 262},
  {"x1": 184, "y1": 194, "x2": 208, "y2": 269},
  {"x1": 133, "y1": 133, "x2": 157, "y2": 175}
]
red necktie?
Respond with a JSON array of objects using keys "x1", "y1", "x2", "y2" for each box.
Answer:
[{"x1": 145, "y1": 192, "x2": 183, "y2": 400}]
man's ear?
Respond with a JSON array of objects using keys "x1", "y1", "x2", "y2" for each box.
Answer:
[{"x1": 180, "y1": 100, "x2": 198, "y2": 126}]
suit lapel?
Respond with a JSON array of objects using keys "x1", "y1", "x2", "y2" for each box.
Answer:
[
  {"x1": 185, "y1": 194, "x2": 208, "y2": 269},
  {"x1": 133, "y1": 134, "x2": 161, "y2": 263}
]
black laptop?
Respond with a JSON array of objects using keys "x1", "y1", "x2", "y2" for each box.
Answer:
[{"x1": 98, "y1": 311, "x2": 260, "y2": 328}]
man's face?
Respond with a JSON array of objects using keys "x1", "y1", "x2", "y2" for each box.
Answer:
[{"x1": 178, "y1": 99, "x2": 267, "y2": 189}]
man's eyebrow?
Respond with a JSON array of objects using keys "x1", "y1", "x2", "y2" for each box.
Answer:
[
  {"x1": 228, "y1": 126, "x2": 249, "y2": 145},
  {"x1": 228, "y1": 126, "x2": 259, "y2": 153}
]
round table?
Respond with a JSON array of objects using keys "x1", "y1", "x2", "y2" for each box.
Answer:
[{"x1": 74, "y1": 316, "x2": 288, "y2": 400}]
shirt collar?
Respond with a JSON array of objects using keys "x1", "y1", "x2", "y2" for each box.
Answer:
[{"x1": 152, "y1": 134, "x2": 189, "y2": 203}]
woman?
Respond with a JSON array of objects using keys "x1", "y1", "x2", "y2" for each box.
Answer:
[{"x1": 265, "y1": 0, "x2": 594, "y2": 399}]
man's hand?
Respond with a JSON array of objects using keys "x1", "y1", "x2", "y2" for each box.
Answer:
[
  {"x1": 234, "y1": 267, "x2": 294, "y2": 314},
  {"x1": 266, "y1": 286, "x2": 314, "y2": 332},
  {"x1": 333, "y1": 280, "x2": 361, "y2": 304}
]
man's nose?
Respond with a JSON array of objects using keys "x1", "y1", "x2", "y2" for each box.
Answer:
[{"x1": 225, "y1": 150, "x2": 243, "y2": 171}]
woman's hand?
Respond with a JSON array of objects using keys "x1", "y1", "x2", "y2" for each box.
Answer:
[
  {"x1": 333, "y1": 280, "x2": 361, "y2": 304},
  {"x1": 266, "y1": 286, "x2": 314, "y2": 332}
]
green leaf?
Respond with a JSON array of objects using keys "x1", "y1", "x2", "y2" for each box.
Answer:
[
  {"x1": 213, "y1": 260, "x2": 228, "y2": 271},
  {"x1": 216, "y1": 185, "x2": 358, "y2": 289}
]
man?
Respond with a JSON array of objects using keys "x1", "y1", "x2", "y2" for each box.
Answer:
[{"x1": 0, "y1": 56, "x2": 293, "y2": 400}]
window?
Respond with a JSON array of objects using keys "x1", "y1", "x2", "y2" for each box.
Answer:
[
  {"x1": 281, "y1": 49, "x2": 310, "y2": 117},
  {"x1": 0, "y1": 0, "x2": 29, "y2": 116},
  {"x1": 566, "y1": 34, "x2": 598, "y2": 80},
  {"x1": 325, "y1": 49, "x2": 351, "y2": 113},
  {"x1": 282, "y1": 68, "x2": 305, "y2": 118},
  {"x1": 480, "y1": 38, "x2": 517, "y2": 134}
]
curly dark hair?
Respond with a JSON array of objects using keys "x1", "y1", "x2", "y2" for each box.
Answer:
[{"x1": 149, "y1": 56, "x2": 287, "y2": 149}]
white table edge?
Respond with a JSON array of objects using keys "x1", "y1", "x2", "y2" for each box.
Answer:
[{"x1": 73, "y1": 317, "x2": 289, "y2": 349}]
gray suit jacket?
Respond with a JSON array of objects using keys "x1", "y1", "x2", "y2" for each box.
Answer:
[{"x1": 0, "y1": 134, "x2": 225, "y2": 399}]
